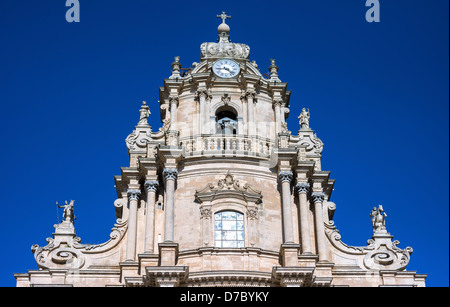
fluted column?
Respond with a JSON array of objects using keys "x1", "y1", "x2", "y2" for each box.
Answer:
[
  {"x1": 144, "y1": 180, "x2": 159, "y2": 253},
  {"x1": 163, "y1": 169, "x2": 178, "y2": 242},
  {"x1": 312, "y1": 192, "x2": 328, "y2": 262},
  {"x1": 126, "y1": 189, "x2": 141, "y2": 261},
  {"x1": 295, "y1": 182, "x2": 312, "y2": 254},
  {"x1": 278, "y1": 171, "x2": 294, "y2": 244}
]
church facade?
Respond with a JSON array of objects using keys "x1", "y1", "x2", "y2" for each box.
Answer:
[{"x1": 15, "y1": 13, "x2": 427, "y2": 287}]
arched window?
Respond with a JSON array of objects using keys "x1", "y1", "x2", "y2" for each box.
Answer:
[
  {"x1": 215, "y1": 109, "x2": 238, "y2": 135},
  {"x1": 214, "y1": 211, "x2": 244, "y2": 247}
]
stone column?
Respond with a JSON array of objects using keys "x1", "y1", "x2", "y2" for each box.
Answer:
[
  {"x1": 246, "y1": 90, "x2": 256, "y2": 136},
  {"x1": 169, "y1": 95, "x2": 178, "y2": 131},
  {"x1": 144, "y1": 180, "x2": 159, "y2": 253},
  {"x1": 196, "y1": 89, "x2": 205, "y2": 135},
  {"x1": 163, "y1": 169, "x2": 178, "y2": 242},
  {"x1": 273, "y1": 99, "x2": 282, "y2": 135},
  {"x1": 311, "y1": 192, "x2": 328, "y2": 262},
  {"x1": 296, "y1": 182, "x2": 312, "y2": 254},
  {"x1": 278, "y1": 171, "x2": 295, "y2": 244},
  {"x1": 126, "y1": 189, "x2": 141, "y2": 261}
]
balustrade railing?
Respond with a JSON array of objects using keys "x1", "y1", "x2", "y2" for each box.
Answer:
[{"x1": 180, "y1": 134, "x2": 275, "y2": 157}]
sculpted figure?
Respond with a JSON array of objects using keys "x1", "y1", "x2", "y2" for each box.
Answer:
[
  {"x1": 370, "y1": 205, "x2": 387, "y2": 233},
  {"x1": 298, "y1": 108, "x2": 310, "y2": 130},
  {"x1": 57, "y1": 200, "x2": 76, "y2": 223},
  {"x1": 138, "y1": 101, "x2": 150, "y2": 126}
]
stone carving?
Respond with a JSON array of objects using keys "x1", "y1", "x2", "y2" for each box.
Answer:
[
  {"x1": 298, "y1": 108, "x2": 310, "y2": 130},
  {"x1": 137, "y1": 101, "x2": 150, "y2": 126},
  {"x1": 144, "y1": 180, "x2": 159, "y2": 192},
  {"x1": 295, "y1": 182, "x2": 310, "y2": 194},
  {"x1": 127, "y1": 189, "x2": 141, "y2": 201},
  {"x1": 221, "y1": 93, "x2": 231, "y2": 105},
  {"x1": 269, "y1": 59, "x2": 281, "y2": 82},
  {"x1": 370, "y1": 205, "x2": 387, "y2": 233},
  {"x1": 169, "y1": 56, "x2": 181, "y2": 79},
  {"x1": 195, "y1": 172, "x2": 262, "y2": 204},
  {"x1": 56, "y1": 200, "x2": 76, "y2": 223},
  {"x1": 163, "y1": 168, "x2": 178, "y2": 181},
  {"x1": 200, "y1": 14, "x2": 250, "y2": 60},
  {"x1": 278, "y1": 171, "x2": 293, "y2": 183},
  {"x1": 125, "y1": 102, "x2": 153, "y2": 153},
  {"x1": 324, "y1": 204, "x2": 414, "y2": 272},
  {"x1": 311, "y1": 192, "x2": 325, "y2": 204}
]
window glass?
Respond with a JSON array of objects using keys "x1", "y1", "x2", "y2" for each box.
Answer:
[{"x1": 214, "y1": 211, "x2": 244, "y2": 248}]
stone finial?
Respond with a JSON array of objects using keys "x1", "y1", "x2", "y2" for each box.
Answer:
[
  {"x1": 170, "y1": 56, "x2": 181, "y2": 79},
  {"x1": 269, "y1": 59, "x2": 281, "y2": 82}
]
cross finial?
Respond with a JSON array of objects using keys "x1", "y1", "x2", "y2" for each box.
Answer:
[{"x1": 217, "y1": 11, "x2": 231, "y2": 23}]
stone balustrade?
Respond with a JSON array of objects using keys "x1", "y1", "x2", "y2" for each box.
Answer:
[{"x1": 180, "y1": 134, "x2": 275, "y2": 157}]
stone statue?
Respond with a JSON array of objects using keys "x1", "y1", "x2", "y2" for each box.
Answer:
[
  {"x1": 370, "y1": 205, "x2": 387, "y2": 233},
  {"x1": 298, "y1": 108, "x2": 310, "y2": 130},
  {"x1": 57, "y1": 200, "x2": 76, "y2": 223},
  {"x1": 138, "y1": 101, "x2": 150, "y2": 126}
]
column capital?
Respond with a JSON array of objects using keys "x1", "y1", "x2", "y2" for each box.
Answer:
[
  {"x1": 278, "y1": 171, "x2": 293, "y2": 183},
  {"x1": 311, "y1": 192, "x2": 325, "y2": 204},
  {"x1": 144, "y1": 180, "x2": 159, "y2": 192},
  {"x1": 163, "y1": 168, "x2": 178, "y2": 181},
  {"x1": 127, "y1": 189, "x2": 141, "y2": 201},
  {"x1": 295, "y1": 182, "x2": 310, "y2": 194}
]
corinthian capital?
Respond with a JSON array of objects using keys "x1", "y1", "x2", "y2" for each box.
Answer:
[
  {"x1": 278, "y1": 171, "x2": 293, "y2": 183},
  {"x1": 195, "y1": 88, "x2": 212, "y2": 101},
  {"x1": 168, "y1": 95, "x2": 179, "y2": 105},
  {"x1": 163, "y1": 168, "x2": 178, "y2": 181},
  {"x1": 295, "y1": 182, "x2": 310, "y2": 194},
  {"x1": 311, "y1": 192, "x2": 325, "y2": 204},
  {"x1": 144, "y1": 180, "x2": 159, "y2": 192},
  {"x1": 127, "y1": 189, "x2": 142, "y2": 201}
]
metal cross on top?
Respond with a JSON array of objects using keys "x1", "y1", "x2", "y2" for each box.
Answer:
[{"x1": 217, "y1": 11, "x2": 231, "y2": 23}]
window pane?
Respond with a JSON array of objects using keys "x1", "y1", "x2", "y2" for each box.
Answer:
[
  {"x1": 224, "y1": 231, "x2": 236, "y2": 240},
  {"x1": 215, "y1": 221, "x2": 222, "y2": 230},
  {"x1": 237, "y1": 220, "x2": 244, "y2": 230},
  {"x1": 214, "y1": 211, "x2": 244, "y2": 248},
  {"x1": 237, "y1": 231, "x2": 244, "y2": 241},
  {"x1": 222, "y1": 220, "x2": 236, "y2": 230},
  {"x1": 215, "y1": 231, "x2": 222, "y2": 240}
]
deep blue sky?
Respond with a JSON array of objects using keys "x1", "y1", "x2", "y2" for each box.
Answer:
[{"x1": 0, "y1": 1, "x2": 448, "y2": 287}]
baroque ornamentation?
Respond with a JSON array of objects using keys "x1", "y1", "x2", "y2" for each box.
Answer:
[
  {"x1": 278, "y1": 171, "x2": 293, "y2": 183},
  {"x1": 295, "y1": 182, "x2": 310, "y2": 194},
  {"x1": 311, "y1": 192, "x2": 325, "y2": 204},
  {"x1": 144, "y1": 180, "x2": 159, "y2": 192},
  {"x1": 127, "y1": 189, "x2": 141, "y2": 201},
  {"x1": 195, "y1": 172, "x2": 262, "y2": 204},
  {"x1": 163, "y1": 168, "x2": 178, "y2": 181}
]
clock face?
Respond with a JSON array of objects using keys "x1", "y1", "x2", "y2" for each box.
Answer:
[{"x1": 212, "y1": 59, "x2": 240, "y2": 78}]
